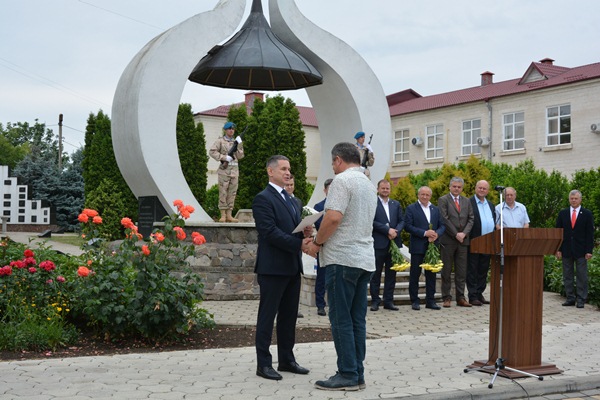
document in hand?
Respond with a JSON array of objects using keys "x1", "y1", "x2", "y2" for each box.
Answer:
[{"x1": 292, "y1": 211, "x2": 324, "y2": 233}]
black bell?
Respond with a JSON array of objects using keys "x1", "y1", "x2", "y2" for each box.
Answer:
[{"x1": 188, "y1": 0, "x2": 322, "y2": 91}]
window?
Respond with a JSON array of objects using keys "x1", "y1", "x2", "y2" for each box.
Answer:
[
  {"x1": 18, "y1": 216, "x2": 25, "y2": 223},
  {"x1": 18, "y1": 209, "x2": 25, "y2": 214},
  {"x1": 426, "y1": 124, "x2": 444, "y2": 159},
  {"x1": 394, "y1": 129, "x2": 410, "y2": 162},
  {"x1": 19, "y1": 187, "x2": 26, "y2": 192},
  {"x1": 462, "y1": 119, "x2": 481, "y2": 155},
  {"x1": 31, "y1": 202, "x2": 37, "y2": 210},
  {"x1": 3, "y1": 211, "x2": 10, "y2": 216},
  {"x1": 503, "y1": 112, "x2": 525, "y2": 150},
  {"x1": 547, "y1": 105, "x2": 571, "y2": 145},
  {"x1": 18, "y1": 200, "x2": 25, "y2": 207},
  {"x1": 3, "y1": 194, "x2": 10, "y2": 199},
  {"x1": 31, "y1": 216, "x2": 37, "y2": 223},
  {"x1": 3, "y1": 201, "x2": 9, "y2": 207},
  {"x1": 19, "y1": 194, "x2": 25, "y2": 199},
  {"x1": 3, "y1": 180, "x2": 11, "y2": 185}
]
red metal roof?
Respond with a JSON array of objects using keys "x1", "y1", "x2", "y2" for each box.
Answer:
[
  {"x1": 390, "y1": 61, "x2": 600, "y2": 117},
  {"x1": 197, "y1": 60, "x2": 600, "y2": 124}
]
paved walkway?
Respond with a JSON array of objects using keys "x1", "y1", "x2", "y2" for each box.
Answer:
[{"x1": 1, "y1": 233, "x2": 599, "y2": 399}]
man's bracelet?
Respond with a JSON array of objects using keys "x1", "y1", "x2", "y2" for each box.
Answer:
[{"x1": 312, "y1": 237, "x2": 323, "y2": 247}]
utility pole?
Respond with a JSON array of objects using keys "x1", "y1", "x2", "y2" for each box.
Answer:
[{"x1": 58, "y1": 114, "x2": 63, "y2": 171}]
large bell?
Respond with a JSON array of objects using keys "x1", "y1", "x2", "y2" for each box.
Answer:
[{"x1": 188, "y1": 0, "x2": 322, "y2": 91}]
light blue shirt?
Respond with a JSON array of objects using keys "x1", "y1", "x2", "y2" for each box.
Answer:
[
  {"x1": 476, "y1": 197, "x2": 495, "y2": 235},
  {"x1": 495, "y1": 201, "x2": 530, "y2": 228}
]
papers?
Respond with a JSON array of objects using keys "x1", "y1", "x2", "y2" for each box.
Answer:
[{"x1": 292, "y1": 211, "x2": 324, "y2": 233}]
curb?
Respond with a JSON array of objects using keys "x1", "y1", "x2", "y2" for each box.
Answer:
[{"x1": 378, "y1": 376, "x2": 600, "y2": 400}]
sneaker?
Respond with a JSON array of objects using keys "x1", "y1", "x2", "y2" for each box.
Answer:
[
  {"x1": 315, "y1": 372, "x2": 359, "y2": 391},
  {"x1": 317, "y1": 307, "x2": 326, "y2": 316}
]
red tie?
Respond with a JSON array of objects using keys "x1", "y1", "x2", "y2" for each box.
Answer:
[
  {"x1": 571, "y1": 209, "x2": 577, "y2": 228},
  {"x1": 454, "y1": 197, "x2": 460, "y2": 212}
]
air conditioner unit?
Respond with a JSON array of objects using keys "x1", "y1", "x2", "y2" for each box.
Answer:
[
  {"x1": 411, "y1": 137, "x2": 423, "y2": 146},
  {"x1": 477, "y1": 137, "x2": 491, "y2": 147},
  {"x1": 591, "y1": 123, "x2": 600, "y2": 133}
]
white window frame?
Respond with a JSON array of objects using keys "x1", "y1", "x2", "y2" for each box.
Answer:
[
  {"x1": 425, "y1": 124, "x2": 444, "y2": 159},
  {"x1": 393, "y1": 129, "x2": 410, "y2": 162},
  {"x1": 546, "y1": 104, "x2": 571, "y2": 145},
  {"x1": 461, "y1": 118, "x2": 481, "y2": 155},
  {"x1": 502, "y1": 112, "x2": 525, "y2": 150}
]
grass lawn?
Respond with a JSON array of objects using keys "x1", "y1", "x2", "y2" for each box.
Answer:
[{"x1": 47, "y1": 234, "x2": 84, "y2": 247}]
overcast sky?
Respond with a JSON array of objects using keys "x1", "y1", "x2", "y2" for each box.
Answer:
[{"x1": 1, "y1": 0, "x2": 598, "y2": 154}]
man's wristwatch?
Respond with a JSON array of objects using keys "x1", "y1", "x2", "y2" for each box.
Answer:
[{"x1": 312, "y1": 237, "x2": 323, "y2": 247}]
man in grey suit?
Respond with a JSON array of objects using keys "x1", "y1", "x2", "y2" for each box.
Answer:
[{"x1": 438, "y1": 177, "x2": 474, "y2": 308}]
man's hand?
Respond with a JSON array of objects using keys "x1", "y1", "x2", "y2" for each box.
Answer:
[
  {"x1": 387, "y1": 228, "x2": 397, "y2": 240},
  {"x1": 301, "y1": 238, "x2": 313, "y2": 254},
  {"x1": 235, "y1": 136, "x2": 243, "y2": 144},
  {"x1": 555, "y1": 251, "x2": 562, "y2": 260},
  {"x1": 365, "y1": 144, "x2": 373, "y2": 152},
  {"x1": 225, "y1": 155, "x2": 234, "y2": 162},
  {"x1": 456, "y1": 232, "x2": 466, "y2": 243},
  {"x1": 304, "y1": 240, "x2": 320, "y2": 258},
  {"x1": 585, "y1": 253, "x2": 592, "y2": 260},
  {"x1": 303, "y1": 225, "x2": 314, "y2": 238}
]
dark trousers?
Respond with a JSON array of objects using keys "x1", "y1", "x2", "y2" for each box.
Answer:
[
  {"x1": 562, "y1": 256, "x2": 588, "y2": 302},
  {"x1": 255, "y1": 273, "x2": 301, "y2": 367},
  {"x1": 440, "y1": 241, "x2": 468, "y2": 301},
  {"x1": 369, "y1": 247, "x2": 397, "y2": 306},
  {"x1": 467, "y1": 251, "x2": 491, "y2": 301},
  {"x1": 315, "y1": 257, "x2": 326, "y2": 308},
  {"x1": 408, "y1": 253, "x2": 437, "y2": 303}
]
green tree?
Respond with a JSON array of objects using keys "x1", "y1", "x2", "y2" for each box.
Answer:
[
  {"x1": 82, "y1": 111, "x2": 137, "y2": 224},
  {"x1": 0, "y1": 134, "x2": 27, "y2": 169},
  {"x1": 236, "y1": 95, "x2": 308, "y2": 210},
  {"x1": 177, "y1": 103, "x2": 208, "y2": 205}
]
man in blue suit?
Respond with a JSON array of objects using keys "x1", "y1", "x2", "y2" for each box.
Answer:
[
  {"x1": 369, "y1": 179, "x2": 404, "y2": 311},
  {"x1": 313, "y1": 178, "x2": 333, "y2": 316},
  {"x1": 404, "y1": 186, "x2": 446, "y2": 310},
  {"x1": 556, "y1": 189, "x2": 594, "y2": 309},
  {"x1": 252, "y1": 155, "x2": 313, "y2": 380}
]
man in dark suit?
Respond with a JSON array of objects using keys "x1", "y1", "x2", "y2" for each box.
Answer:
[
  {"x1": 252, "y1": 155, "x2": 313, "y2": 380},
  {"x1": 285, "y1": 174, "x2": 305, "y2": 318},
  {"x1": 556, "y1": 189, "x2": 594, "y2": 309},
  {"x1": 313, "y1": 178, "x2": 333, "y2": 317},
  {"x1": 370, "y1": 179, "x2": 404, "y2": 311},
  {"x1": 438, "y1": 177, "x2": 474, "y2": 307},
  {"x1": 467, "y1": 180, "x2": 496, "y2": 306},
  {"x1": 405, "y1": 186, "x2": 445, "y2": 310}
]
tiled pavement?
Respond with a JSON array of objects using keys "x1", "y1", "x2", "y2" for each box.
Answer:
[{"x1": 1, "y1": 232, "x2": 599, "y2": 399}]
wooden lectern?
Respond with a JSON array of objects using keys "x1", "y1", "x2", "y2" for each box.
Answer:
[{"x1": 467, "y1": 228, "x2": 563, "y2": 377}]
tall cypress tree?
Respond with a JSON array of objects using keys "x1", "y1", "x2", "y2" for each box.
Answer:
[
  {"x1": 236, "y1": 95, "x2": 308, "y2": 210},
  {"x1": 82, "y1": 110, "x2": 137, "y2": 230},
  {"x1": 177, "y1": 103, "x2": 208, "y2": 205}
]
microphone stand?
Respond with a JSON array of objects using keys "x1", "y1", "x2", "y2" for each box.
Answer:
[{"x1": 465, "y1": 186, "x2": 543, "y2": 388}]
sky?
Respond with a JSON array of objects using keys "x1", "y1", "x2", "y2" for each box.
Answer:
[{"x1": 1, "y1": 0, "x2": 599, "y2": 154}]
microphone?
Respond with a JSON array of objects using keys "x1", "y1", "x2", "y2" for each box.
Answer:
[{"x1": 494, "y1": 185, "x2": 505, "y2": 191}]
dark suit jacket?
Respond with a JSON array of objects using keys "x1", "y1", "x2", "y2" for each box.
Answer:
[
  {"x1": 404, "y1": 201, "x2": 445, "y2": 255},
  {"x1": 438, "y1": 193, "x2": 474, "y2": 246},
  {"x1": 313, "y1": 198, "x2": 326, "y2": 231},
  {"x1": 252, "y1": 185, "x2": 304, "y2": 276},
  {"x1": 372, "y1": 198, "x2": 404, "y2": 249},
  {"x1": 469, "y1": 196, "x2": 496, "y2": 239},
  {"x1": 556, "y1": 207, "x2": 594, "y2": 258}
]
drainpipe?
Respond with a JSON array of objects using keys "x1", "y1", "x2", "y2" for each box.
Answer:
[{"x1": 486, "y1": 100, "x2": 493, "y2": 161}]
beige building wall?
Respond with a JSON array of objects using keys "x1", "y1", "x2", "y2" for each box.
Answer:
[{"x1": 389, "y1": 79, "x2": 600, "y2": 179}]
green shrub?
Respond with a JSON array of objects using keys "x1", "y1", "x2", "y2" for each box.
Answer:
[{"x1": 203, "y1": 184, "x2": 221, "y2": 221}]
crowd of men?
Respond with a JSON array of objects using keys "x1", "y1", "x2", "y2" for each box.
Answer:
[{"x1": 224, "y1": 125, "x2": 593, "y2": 392}]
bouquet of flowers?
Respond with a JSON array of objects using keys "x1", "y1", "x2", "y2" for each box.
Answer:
[
  {"x1": 301, "y1": 206, "x2": 318, "y2": 219},
  {"x1": 389, "y1": 240, "x2": 410, "y2": 272},
  {"x1": 420, "y1": 225, "x2": 443, "y2": 273}
]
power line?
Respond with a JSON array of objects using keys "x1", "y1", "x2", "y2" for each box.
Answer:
[
  {"x1": 77, "y1": 0, "x2": 164, "y2": 31},
  {"x1": 0, "y1": 57, "x2": 109, "y2": 108}
]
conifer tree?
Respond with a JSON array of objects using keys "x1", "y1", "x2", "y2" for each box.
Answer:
[{"x1": 177, "y1": 103, "x2": 208, "y2": 205}]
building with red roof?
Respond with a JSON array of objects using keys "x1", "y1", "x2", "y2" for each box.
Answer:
[{"x1": 196, "y1": 58, "x2": 600, "y2": 186}]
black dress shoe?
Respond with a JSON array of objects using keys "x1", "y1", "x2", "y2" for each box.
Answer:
[
  {"x1": 426, "y1": 302, "x2": 441, "y2": 310},
  {"x1": 277, "y1": 361, "x2": 309, "y2": 374},
  {"x1": 370, "y1": 303, "x2": 379, "y2": 311},
  {"x1": 384, "y1": 304, "x2": 399, "y2": 311},
  {"x1": 317, "y1": 307, "x2": 327, "y2": 316},
  {"x1": 479, "y1": 296, "x2": 490, "y2": 304},
  {"x1": 411, "y1": 302, "x2": 420, "y2": 311},
  {"x1": 576, "y1": 302, "x2": 584, "y2": 309},
  {"x1": 257, "y1": 366, "x2": 282, "y2": 380},
  {"x1": 562, "y1": 300, "x2": 576, "y2": 306}
]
